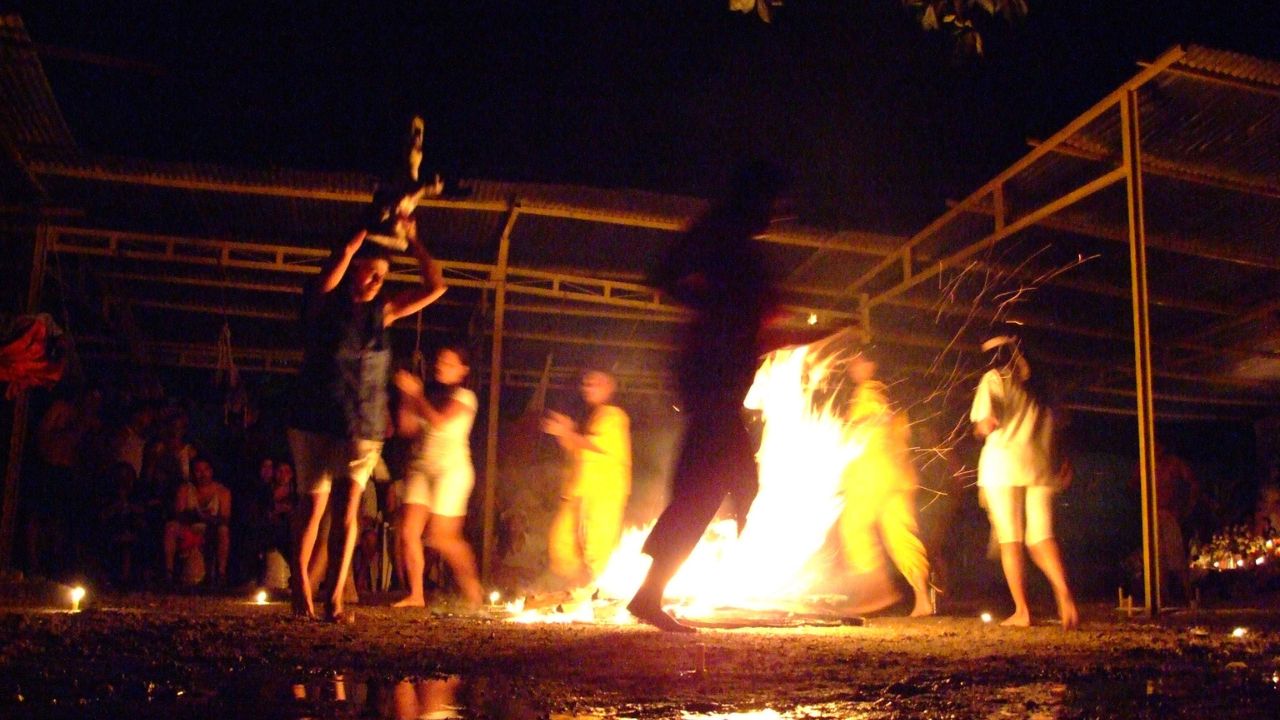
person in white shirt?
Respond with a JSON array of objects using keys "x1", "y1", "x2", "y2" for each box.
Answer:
[
  {"x1": 391, "y1": 344, "x2": 483, "y2": 608},
  {"x1": 970, "y1": 335, "x2": 1077, "y2": 630}
]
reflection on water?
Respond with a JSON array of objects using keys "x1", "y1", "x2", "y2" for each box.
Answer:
[
  {"x1": 6, "y1": 667, "x2": 1276, "y2": 718},
  {"x1": 281, "y1": 677, "x2": 883, "y2": 719},
  {"x1": 287, "y1": 674, "x2": 539, "y2": 719},
  {"x1": 676, "y1": 707, "x2": 873, "y2": 719}
]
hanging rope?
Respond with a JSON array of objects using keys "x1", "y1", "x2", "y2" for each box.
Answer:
[
  {"x1": 411, "y1": 310, "x2": 428, "y2": 380},
  {"x1": 213, "y1": 261, "x2": 244, "y2": 425}
]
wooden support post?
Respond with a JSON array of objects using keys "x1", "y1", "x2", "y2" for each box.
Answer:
[
  {"x1": 1122, "y1": 89, "x2": 1161, "y2": 617},
  {"x1": 480, "y1": 207, "x2": 519, "y2": 582}
]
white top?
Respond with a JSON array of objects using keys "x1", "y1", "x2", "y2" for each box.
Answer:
[
  {"x1": 970, "y1": 368, "x2": 1057, "y2": 488},
  {"x1": 418, "y1": 387, "x2": 477, "y2": 468}
]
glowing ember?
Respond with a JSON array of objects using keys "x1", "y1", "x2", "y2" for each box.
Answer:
[
  {"x1": 980, "y1": 612, "x2": 993, "y2": 624},
  {"x1": 254, "y1": 590, "x2": 269, "y2": 605},
  {"x1": 1231, "y1": 627, "x2": 1247, "y2": 638},
  {"x1": 69, "y1": 586, "x2": 86, "y2": 612}
]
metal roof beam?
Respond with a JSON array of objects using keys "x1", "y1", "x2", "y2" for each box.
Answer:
[
  {"x1": 842, "y1": 46, "x2": 1186, "y2": 298},
  {"x1": 1144, "y1": 62, "x2": 1280, "y2": 100},
  {"x1": 959, "y1": 199, "x2": 1280, "y2": 271},
  {"x1": 1036, "y1": 137, "x2": 1280, "y2": 203},
  {"x1": 853, "y1": 167, "x2": 1128, "y2": 303}
]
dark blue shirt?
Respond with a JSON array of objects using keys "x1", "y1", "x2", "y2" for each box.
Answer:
[{"x1": 290, "y1": 281, "x2": 390, "y2": 441}]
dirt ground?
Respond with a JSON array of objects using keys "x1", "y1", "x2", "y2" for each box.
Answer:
[{"x1": 2, "y1": 587, "x2": 1279, "y2": 719}]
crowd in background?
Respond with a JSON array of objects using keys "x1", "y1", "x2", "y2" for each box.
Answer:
[
  {"x1": 17, "y1": 370, "x2": 407, "y2": 595},
  {"x1": 13, "y1": 361, "x2": 1279, "y2": 609}
]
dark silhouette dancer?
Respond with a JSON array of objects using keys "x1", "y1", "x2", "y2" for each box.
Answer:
[{"x1": 627, "y1": 161, "x2": 787, "y2": 632}]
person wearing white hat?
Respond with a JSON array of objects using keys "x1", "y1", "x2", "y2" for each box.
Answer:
[{"x1": 970, "y1": 335, "x2": 1078, "y2": 630}]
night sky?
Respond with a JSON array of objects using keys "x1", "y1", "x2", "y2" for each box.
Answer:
[{"x1": 13, "y1": 1, "x2": 1280, "y2": 234}]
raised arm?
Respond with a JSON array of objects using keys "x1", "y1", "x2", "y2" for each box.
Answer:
[
  {"x1": 541, "y1": 410, "x2": 606, "y2": 454},
  {"x1": 392, "y1": 370, "x2": 472, "y2": 429},
  {"x1": 317, "y1": 229, "x2": 368, "y2": 295},
  {"x1": 384, "y1": 219, "x2": 447, "y2": 326}
]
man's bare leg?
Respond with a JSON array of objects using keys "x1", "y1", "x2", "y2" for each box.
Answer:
[
  {"x1": 291, "y1": 492, "x2": 329, "y2": 619},
  {"x1": 998, "y1": 542, "x2": 1031, "y2": 627},
  {"x1": 425, "y1": 514, "x2": 483, "y2": 606},
  {"x1": 392, "y1": 503, "x2": 430, "y2": 607},
  {"x1": 1028, "y1": 538, "x2": 1078, "y2": 630},
  {"x1": 324, "y1": 479, "x2": 363, "y2": 622}
]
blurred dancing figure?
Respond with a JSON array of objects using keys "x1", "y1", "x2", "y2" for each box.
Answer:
[
  {"x1": 971, "y1": 336, "x2": 1078, "y2": 630},
  {"x1": 391, "y1": 344, "x2": 483, "y2": 608},
  {"x1": 627, "y1": 161, "x2": 787, "y2": 632},
  {"x1": 543, "y1": 369, "x2": 632, "y2": 587},
  {"x1": 288, "y1": 216, "x2": 446, "y2": 622},
  {"x1": 838, "y1": 346, "x2": 933, "y2": 616}
]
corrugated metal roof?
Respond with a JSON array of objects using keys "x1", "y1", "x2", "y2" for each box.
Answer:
[
  {"x1": 834, "y1": 45, "x2": 1280, "y2": 418},
  {"x1": 1179, "y1": 44, "x2": 1280, "y2": 89},
  {"x1": 0, "y1": 15, "x2": 75, "y2": 152},
  {"x1": 8, "y1": 37, "x2": 1279, "y2": 416}
]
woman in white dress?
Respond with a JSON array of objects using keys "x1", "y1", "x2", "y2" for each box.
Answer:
[
  {"x1": 391, "y1": 344, "x2": 483, "y2": 607},
  {"x1": 971, "y1": 336, "x2": 1078, "y2": 630}
]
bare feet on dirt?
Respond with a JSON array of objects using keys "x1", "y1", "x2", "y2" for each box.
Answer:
[
  {"x1": 1058, "y1": 596, "x2": 1079, "y2": 631},
  {"x1": 909, "y1": 595, "x2": 935, "y2": 617},
  {"x1": 627, "y1": 598, "x2": 696, "y2": 634},
  {"x1": 1001, "y1": 610, "x2": 1031, "y2": 627}
]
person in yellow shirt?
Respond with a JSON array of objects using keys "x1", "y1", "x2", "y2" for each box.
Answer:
[
  {"x1": 542, "y1": 370, "x2": 632, "y2": 587},
  {"x1": 839, "y1": 347, "x2": 933, "y2": 616}
]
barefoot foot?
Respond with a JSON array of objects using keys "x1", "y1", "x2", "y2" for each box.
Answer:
[
  {"x1": 909, "y1": 595, "x2": 934, "y2": 617},
  {"x1": 1058, "y1": 597, "x2": 1079, "y2": 631},
  {"x1": 627, "y1": 597, "x2": 696, "y2": 633},
  {"x1": 1001, "y1": 610, "x2": 1031, "y2": 627}
]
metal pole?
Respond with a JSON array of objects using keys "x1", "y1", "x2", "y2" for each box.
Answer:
[
  {"x1": 1, "y1": 222, "x2": 51, "y2": 570},
  {"x1": 1121, "y1": 89, "x2": 1161, "y2": 616},
  {"x1": 480, "y1": 207, "x2": 518, "y2": 582}
]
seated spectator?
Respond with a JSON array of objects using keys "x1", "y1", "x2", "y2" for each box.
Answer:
[
  {"x1": 157, "y1": 405, "x2": 199, "y2": 483},
  {"x1": 235, "y1": 457, "x2": 276, "y2": 587},
  {"x1": 99, "y1": 461, "x2": 145, "y2": 587},
  {"x1": 136, "y1": 438, "x2": 180, "y2": 585},
  {"x1": 163, "y1": 457, "x2": 232, "y2": 588},
  {"x1": 256, "y1": 459, "x2": 297, "y2": 589},
  {"x1": 268, "y1": 460, "x2": 296, "y2": 548},
  {"x1": 1153, "y1": 442, "x2": 1200, "y2": 603},
  {"x1": 353, "y1": 477, "x2": 383, "y2": 594}
]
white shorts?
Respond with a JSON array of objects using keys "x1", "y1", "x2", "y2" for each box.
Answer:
[
  {"x1": 287, "y1": 428, "x2": 383, "y2": 496},
  {"x1": 403, "y1": 461, "x2": 475, "y2": 518},
  {"x1": 981, "y1": 485, "x2": 1056, "y2": 546}
]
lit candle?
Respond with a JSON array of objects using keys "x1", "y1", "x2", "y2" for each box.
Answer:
[{"x1": 69, "y1": 586, "x2": 86, "y2": 612}]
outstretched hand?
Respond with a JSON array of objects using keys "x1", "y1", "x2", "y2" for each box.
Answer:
[
  {"x1": 540, "y1": 410, "x2": 575, "y2": 437},
  {"x1": 393, "y1": 369, "x2": 424, "y2": 397}
]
